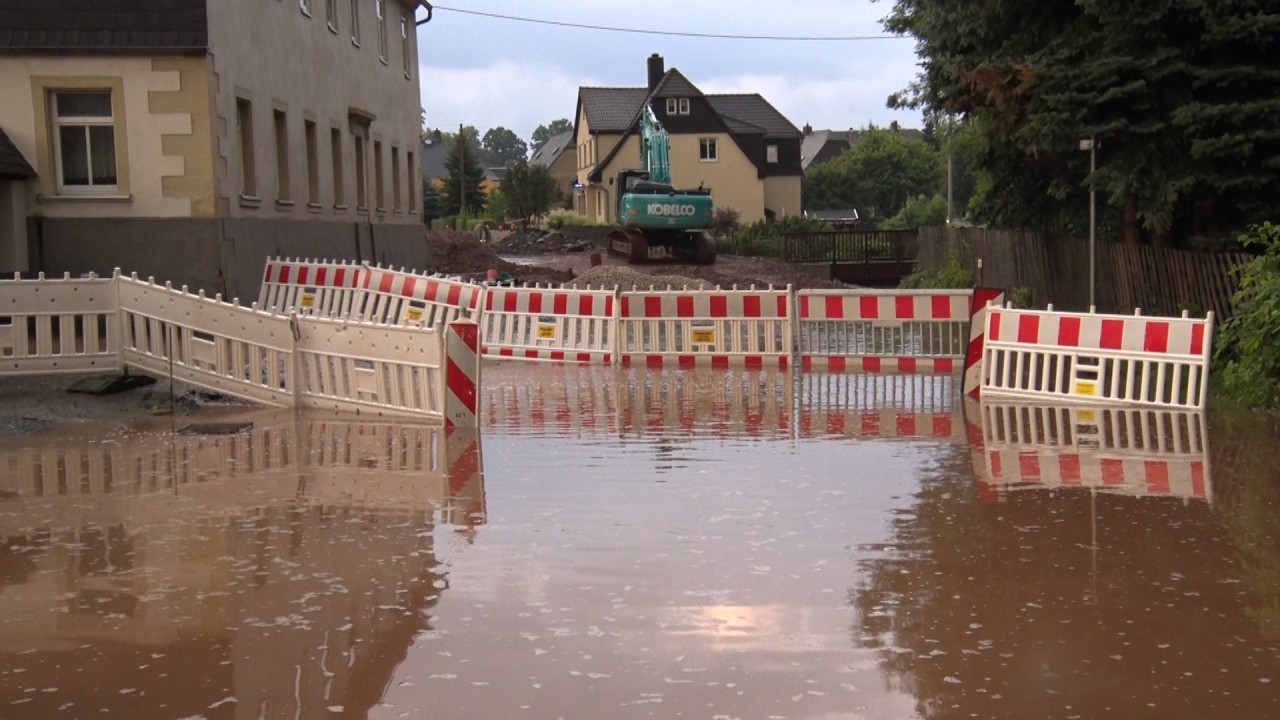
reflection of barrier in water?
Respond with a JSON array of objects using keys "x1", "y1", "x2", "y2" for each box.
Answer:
[
  {"x1": 0, "y1": 412, "x2": 483, "y2": 717},
  {"x1": 0, "y1": 413, "x2": 486, "y2": 538},
  {"x1": 968, "y1": 399, "x2": 1211, "y2": 502},
  {"x1": 481, "y1": 364, "x2": 972, "y2": 442},
  {"x1": 798, "y1": 373, "x2": 962, "y2": 440}
]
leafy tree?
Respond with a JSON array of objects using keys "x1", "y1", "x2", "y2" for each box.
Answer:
[
  {"x1": 883, "y1": 0, "x2": 1280, "y2": 245},
  {"x1": 421, "y1": 182, "x2": 444, "y2": 224},
  {"x1": 440, "y1": 130, "x2": 485, "y2": 216},
  {"x1": 532, "y1": 118, "x2": 573, "y2": 149},
  {"x1": 500, "y1": 159, "x2": 561, "y2": 230},
  {"x1": 1213, "y1": 222, "x2": 1280, "y2": 409},
  {"x1": 481, "y1": 127, "x2": 529, "y2": 167},
  {"x1": 802, "y1": 127, "x2": 943, "y2": 220}
]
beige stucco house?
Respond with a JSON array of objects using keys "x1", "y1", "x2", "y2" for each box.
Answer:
[
  {"x1": 573, "y1": 54, "x2": 803, "y2": 226},
  {"x1": 529, "y1": 129, "x2": 576, "y2": 204},
  {"x1": 0, "y1": 0, "x2": 431, "y2": 299}
]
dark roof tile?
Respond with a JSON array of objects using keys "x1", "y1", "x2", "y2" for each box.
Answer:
[
  {"x1": 530, "y1": 130, "x2": 573, "y2": 168},
  {"x1": 0, "y1": 128, "x2": 36, "y2": 179},
  {"x1": 579, "y1": 87, "x2": 648, "y2": 133},
  {"x1": 707, "y1": 94, "x2": 801, "y2": 138},
  {"x1": 0, "y1": 0, "x2": 208, "y2": 51}
]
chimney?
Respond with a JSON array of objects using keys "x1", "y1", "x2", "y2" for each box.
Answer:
[
  {"x1": 803, "y1": 123, "x2": 812, "y2": 135},
  {"x1": 647, "y1": 53, "x2": 664, "y2": 91}
]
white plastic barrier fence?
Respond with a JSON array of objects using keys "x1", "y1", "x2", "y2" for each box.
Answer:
[
  {"x1": 355, "y1": 265, "x2": 483, "y2": 327},
  {"x1": 972, "y1": 400, "x2": 1210, "y2": 502},
  {"x1": 619, "y1": 285, "x2": 793, "y2": 367},
  {"x1": 293, "y1": 314, "x2": 446, "y2": 417},
  {"x1": 798, "y1": 289, "x2": 972, "y2": 374},
  {"x1": 0, "y1": 272, "x2": 122, "y2": 374},
  {"x1": 979, "y1": 305, "x2": 1214, "y2": 409},
  {"x1": 258, "y1": 257, "x2": 367, "y2": 317},
  {"x1": 114, "y1": 273, "x2": 474, "y2": 423},
  {"x1": 118, "y1": 274, "x2": 298, "y2": 407},
  {"x1": 481, "y1": 284, "x2": 616, "y2": 363}
]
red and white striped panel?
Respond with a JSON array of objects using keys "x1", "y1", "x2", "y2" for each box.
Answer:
[
  {"x1": 798, "y1": 410, "x2": 962, "y2": 440},
  {"x1": 799, "y1": 290, "x2": 970, "y2": 322},
  {"x1": 488, "y1": 348, "x2": 613, "y2": 364},
  {"x1": 445, "y1": 322, "x2": 479, "y2": 429},
  {"x1": 485, "y1": 286, "x2": 614, "y2": 318},
  {"x1": 622, "y1": 354, "x2": 788, "y2": 369},
  {"x1": 362, "y1": 267, "x2": 484, "y2": 314},
  {"x1": 986, "y1": 308, "x2": 1210, "y2": 358},
  {"x1": 620, "y1": 289, "x2": 790, "y2": 320},
  {"x1": 982, "y1": 449, "x2": 1209, "y2": 499},
  {"x1": 964, "y1": 288, "x2": 1006, "y2": 395},
  {"x1": 802, "y1": 357, "x2": 957, "y2": 374},
  {"x1": 258, "y1": 257, "x2": 365, "y2": 310}
]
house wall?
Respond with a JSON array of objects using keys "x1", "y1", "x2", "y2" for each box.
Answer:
[
  {"x1": 206, "y1": 0, "x2": 423, "y2": 225},
  {"x1": 667, "y1": 132, "x2": 766, "y2": 223},
  {"x1": 0, "y1": 55, "x2": 210, "y2": 219},
  {"x1": 762, "y1": 176, "x2": 801, "y2": 220},
  {"x1": 0, "y1": 180, "x2": 30, "y2": 274}
]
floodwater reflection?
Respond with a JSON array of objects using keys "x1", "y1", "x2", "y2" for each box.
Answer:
[
  {"x1": 2, "y1": 363, "x2": 1279, "y2": 719},
  {"x1": 0, "y1": 413, "x2": 482, "y2": 718}
]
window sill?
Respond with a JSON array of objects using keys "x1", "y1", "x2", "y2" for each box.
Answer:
[
  {"x1": 333, "y1": 203, "x2": 349, "y2": 213},
  {"x1": 239, "y1": 194, "x2": 262, "y2": 208},
  {"x1": 356, "y1": 206, "x2": 370, "y2": 216},
  {"x1": 307, "y1": 202, "x2": 324, "y2": 213},
  {"x1": 380, "y1": 57, "x2": 389, "y2": 66},
  {"x1": 38, "y1": 193, "x2": 132, "y2": 204},
  {"x1": 376, "y1": 206, "x2": 388, "y2": 215},
  {"x1": 275, "y1": 198, "x2": 296, "y2": 210}
]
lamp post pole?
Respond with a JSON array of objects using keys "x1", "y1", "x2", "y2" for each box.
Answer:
[{"x1": 1080, "y1": 136, "x2": 1097, "y2": 309}]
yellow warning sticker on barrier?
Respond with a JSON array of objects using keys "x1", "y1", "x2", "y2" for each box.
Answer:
[
  {"x1": 537, "y1": 324, "x2": 557, "y2": 339},
  {"x1": 405, "y1": 307, "x2": 424, "y2": 323},
  {"x1": 1076, "y1": 409, "x2": 1096, "y2": 423},
  {"x1": 300, "y1": 294, "x2": 316, "y2": 308},
  {"x1": 1074, "y1": 381, "x2": 1097, "y2": 396},
  {"x1": 692, "y1": 329, "x2": 716, "y2": 344}
]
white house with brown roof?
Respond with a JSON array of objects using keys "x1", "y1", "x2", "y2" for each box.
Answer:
[
  {"x1": 0, "y1": 0, "x2": 430, "y2": 298},
  {"x1": 573, "y1": 54, "x2": 802, "y2": 226}
]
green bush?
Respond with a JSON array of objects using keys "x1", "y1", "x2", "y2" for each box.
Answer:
[
  {"x1": 881, "y1": 194, "x2": 948, "y2": 230},
  {"x1": 546, "y1": 209, "x2": 610, "y2": 230},
  {"x1": 899, "y1": 252, "x2": 974, "y2": 289},
  {"x1": 1213, "y1": 222, "x2": 1280, "y2": 409}
]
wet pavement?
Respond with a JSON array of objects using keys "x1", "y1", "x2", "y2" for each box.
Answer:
[{"x1": 1, "y1": 364, "x2": 1278, "y2": 718}]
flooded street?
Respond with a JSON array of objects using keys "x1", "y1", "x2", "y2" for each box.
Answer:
[{"x1": 2, "y1": 364, "x2": 1279, "y2": 719}]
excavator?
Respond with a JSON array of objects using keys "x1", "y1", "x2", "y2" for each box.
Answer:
[{"x1": 606, "y1": 106, "x2": 718, "y2": 264}]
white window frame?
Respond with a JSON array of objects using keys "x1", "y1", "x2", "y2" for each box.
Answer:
[
  {"x1": 699, "y1": 137, "x2": 718, "y2": 162},
  {"x1": 401, "y1": 15, "x2": 412, "y2": 78},
  {"x1": 52, "y1": 90, "x2": 119, "y2": 195},
  {"x1": 665, "y1": 98, "x2": 691, "y2": 116},
  {"x1": 766, "y1": 143, "x2": 778, "y2": 164},
  {"x1": 325, "y1": 0, "x2": 339, "y2": 32},
  {"x1": 349, "y1": 0, "x2": 361, "y2": 46},
  {"x1": 375, "y1": 0, "x2": 388, "y2": 63}
]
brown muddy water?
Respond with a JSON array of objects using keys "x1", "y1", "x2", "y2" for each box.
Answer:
[{"x1": 1, "y1": 364, "x2": 1278, "y2": 719}]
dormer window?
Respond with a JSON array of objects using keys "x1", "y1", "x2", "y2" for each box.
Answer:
[{"x1": 665, "y1": 98, "x2": 690, "y2": 116}]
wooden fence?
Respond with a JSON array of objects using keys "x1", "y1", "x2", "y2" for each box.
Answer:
[{"x1": 915, "y1": 226, "x2": 1253, "y2": 319}]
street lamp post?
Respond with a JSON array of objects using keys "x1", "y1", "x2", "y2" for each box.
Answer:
[{"x1": 1079, "y1": 137, "x2": 1097, "y2": 309}]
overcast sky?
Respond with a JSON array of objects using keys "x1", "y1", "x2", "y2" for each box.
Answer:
[{"x1": 415, "y1": 0, "x2": 924, "y2": 144}]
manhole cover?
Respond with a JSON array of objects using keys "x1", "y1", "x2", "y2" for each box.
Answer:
[{"x1": 66, "y1": 374, "x2": 156, "y2": 395}]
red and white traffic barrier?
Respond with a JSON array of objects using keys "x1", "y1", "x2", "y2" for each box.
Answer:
[
  {"x1": 482, "y1": 284, "x2": 616, "y2": 363},
  {"x1": 619, "y1": 286, "x2": 792, "y2": 368},
  {"x1": 359, "y1": 265, "x2": 483, "y2": 327},
  {"x1": 963, "y1": 287, "x2": 1006, "y2": 395},
  {"x1": 980, "y1": 306, "x2": 1214, "y2": 409},
  {"x1": 258, "y1": 257, "x2": 366, "y2": 317},
  {"x1": 445, "y1": 321, "x2": 480, "y2": 428},
  {"x1": 798, "y1": 289, "x2": 974, "y2": 374}
]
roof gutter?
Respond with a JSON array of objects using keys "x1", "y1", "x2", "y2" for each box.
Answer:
[{"x1": 415, "y1": 1, "x2": 434, "y2": 26}]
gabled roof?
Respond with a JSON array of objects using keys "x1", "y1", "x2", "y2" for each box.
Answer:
[
  {"x1": 530, "y1": 130, "x2": 573, "y2": 168},
  {"x1": 0, "y1": 128, "x2": 35, "y2": 179},
  {"x1": 800, "y1": 126, "x2": 928, "y2": 168},
  {"x1": 0, "y1": 0, "x2": 208, "y2": 53},
  {"x1": 707, "y1": 95, "x2": 801, "y2": 138},
  {"x1": 579, "y1": 87, "x2": 650, "y2": 134},
  {"x1": 579, "y1": 64, "x2": 803, "y2": 182}
]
